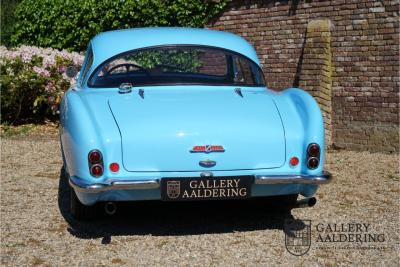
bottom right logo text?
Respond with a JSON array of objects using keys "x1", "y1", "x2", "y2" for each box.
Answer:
[{"x1": 284, "y1": 219, "x2": 391, "y2": 256}]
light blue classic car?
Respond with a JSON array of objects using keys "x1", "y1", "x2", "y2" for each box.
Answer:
[{"x1": 60, "y1": 27, "x2": 332, "y2": 219}]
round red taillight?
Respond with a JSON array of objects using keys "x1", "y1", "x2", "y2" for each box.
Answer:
[
  {"x1": 89, "y1": 150, "x2": 102, "y2": 164},
  {"x1": 109, "y1": 163, "x2": 119, "y2": 173},
  {"x1": 289, "y1": 157, "x2": 299, "y2": 167},
  {"x1": 307, "y1": 144, "x2": 320, "y2": 157},
  {"x1": 91, "y1": 164, "x2": 103, "y2": 176},
  {"x1": 307, "y1": 157, "x2": 319, "y2": 169}
]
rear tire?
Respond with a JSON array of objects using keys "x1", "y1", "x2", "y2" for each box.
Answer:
[
  {"x1": 70, "y1": 189, "x2": 98, "y2": 220},
  {"x1": 61, "y1": 165, "x2": 68, "y2": 180}
]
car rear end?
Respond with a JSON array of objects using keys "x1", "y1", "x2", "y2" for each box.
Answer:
[
  {"x1": 62, "y1": 28, "x2": 332, "y2": 219},
  {"x1": 67, "y1": 85, "x2": 332, "y2": 207}
]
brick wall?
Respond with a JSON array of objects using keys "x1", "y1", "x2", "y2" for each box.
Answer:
[
  {"x1": 198, "y1": 49, "x2": 228, "y2": 75},
  {"x1": 209, "y1": 0, "x2": 399, "y2": 152},
  {"x1": 298, "y1": 19, "x2": 333, "y2": 146}
]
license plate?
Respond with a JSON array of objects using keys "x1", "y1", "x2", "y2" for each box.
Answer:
[{"x1": 161, "y1": 176, "x2": 254, "y2": 201}]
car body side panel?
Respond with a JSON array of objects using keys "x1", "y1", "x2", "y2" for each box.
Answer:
[
  {"x1": 271, "y1": 88, "x2": 325, "y2": 176},
  {"x1": 59, "y1": 89, "x2": 123, "y2": 184}
]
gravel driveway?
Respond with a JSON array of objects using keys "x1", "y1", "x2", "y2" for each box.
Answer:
[{"x1": 1, "y1": 134, "x2": 399, "y2": 266}]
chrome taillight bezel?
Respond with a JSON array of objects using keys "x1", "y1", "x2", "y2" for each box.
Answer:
[
  {"x1": 307, "y1": 143, "x2": 320, "y2": 158},
  {"x1": 307, "y1": 157, "x2": 319, "y2": 170},
  {"x1": 88, "y1": 149, "x2": 102, "y2": 164},
  {"x1": 88, "y1": 150, "x2": 104, "y2": 177},
  {"x1": 306, "y1": 143, "x2": 320, "y2": 169},
  {"x1": 90, "y1": 164, "x2": 104, "y2": 177}
]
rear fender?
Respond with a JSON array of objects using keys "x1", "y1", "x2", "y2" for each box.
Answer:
[
  {"x1": 271, "y1": 88, "x2": 325, "y2": 175},
  {"x1": 59, "y1": 90, "x2": 122, "y2": 183}
]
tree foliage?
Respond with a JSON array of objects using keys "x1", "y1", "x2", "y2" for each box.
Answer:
[
  {"x1": 1, "y1": 0, "x2": 21, "y2": 46},
  {"x1": 11, "y1": 0, "x2": 227, "y2": 51}
]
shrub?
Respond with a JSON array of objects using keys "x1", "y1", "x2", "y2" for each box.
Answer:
[
  {"x1": 0, "y1": 46, "x2": 83, "y2": 123},
  {"x1": 11, "y1": 0, "x2": 227, "y2": 51}
]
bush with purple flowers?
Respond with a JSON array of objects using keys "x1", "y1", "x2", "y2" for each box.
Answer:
[{"x1": 1, "y1": 46, "x2": 83, "y2": 123}]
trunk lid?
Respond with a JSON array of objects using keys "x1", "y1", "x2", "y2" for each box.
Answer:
[{"x1": 109, "y1": 86, "x2": 285, "y2": 172}]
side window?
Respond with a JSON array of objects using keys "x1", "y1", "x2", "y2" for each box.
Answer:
[
  {"x1": 233, "y1": 56, "x2": 256, "y2": 85},
  {"x1": 80, "y1": 47, "x2": 93, "y2": 86}
]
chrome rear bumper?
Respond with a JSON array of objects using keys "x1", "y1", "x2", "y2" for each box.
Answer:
[
  {"x1": 69, "y1": 171, "x2": 332, "y2": 193},
  {"x1": 69, "y1": 176, "x2": 160, "y2": 193},
  {"x1": 254, "y1": 171, "x2": 332, "y2": 185}
]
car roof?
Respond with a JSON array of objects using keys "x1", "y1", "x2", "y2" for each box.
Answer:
[{"x1": 89, "y1": 27, "x2": 260, "y2": 70}]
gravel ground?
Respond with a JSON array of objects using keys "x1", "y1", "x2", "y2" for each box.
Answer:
[{"x1": 1, "y1": 134, "x2": 399, "y2": 266}]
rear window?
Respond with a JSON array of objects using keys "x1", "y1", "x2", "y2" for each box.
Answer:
[{"x1": 88, "y1": 46, "x2": 265, "y2": 87}]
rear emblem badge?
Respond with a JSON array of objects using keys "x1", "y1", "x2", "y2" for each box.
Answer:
[
  {"x1": 190, "y1": 145, "x2": 225, "y2": 153},
  {"x1": 199, "y1": 160, "x2": 216, "y2": 168}
]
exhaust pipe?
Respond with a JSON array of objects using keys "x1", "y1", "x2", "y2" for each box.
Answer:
[
  {"x1": 104, "y1": 202, "x2": 117, "y2": 215},
  {"x1": 293, "y1": 197, "x2": 317, "y2": 209}
]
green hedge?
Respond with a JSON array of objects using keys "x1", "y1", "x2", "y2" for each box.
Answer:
[
  {"x1": 11, "y1": 0, "x2": 227, "y2": 51},
  {"x1": 1, "y1": 0, "x2": 21, "y2": 47}
]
